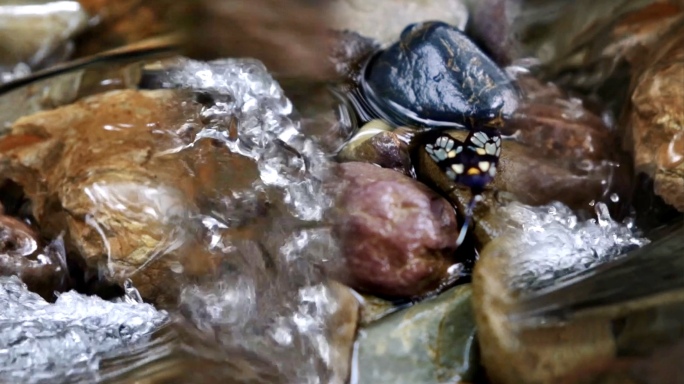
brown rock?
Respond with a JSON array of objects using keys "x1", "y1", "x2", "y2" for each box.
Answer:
[
  {"x1": 74, "y1": 0, "x2": 172, "y2": 57},
  {"x1": 330, "y1": 162, "x2": 460, "y2": 298},
  {"x1": 75, "y1": 0, "x2": 337, "y2": 80},
  {"x1": 337, "y1": 119, "x2": 412, "y2": 175},
  {"x1": 505, "y1": 75, "x2": 620, "y2": 163},
  {"x1": 623, "y1": 23, "x2": 684, "y2": 211},
  {"x1": 0, "y1": 89, "x2": 259, "y2": 306},
  {"x1": 472, "y1": 233, "x2": 616, "y2": 384}
]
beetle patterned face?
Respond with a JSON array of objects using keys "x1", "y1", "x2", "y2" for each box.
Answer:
[{"x1": 425, "y1": 128, "x2": 501, "y2": 194}]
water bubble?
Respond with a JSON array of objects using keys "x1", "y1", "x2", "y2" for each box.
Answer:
[
  {"x1": 610, "y1": 193, "x2": 620, "y2": 203},
  {"x1": 503, "y1": 201, "x2": 649, "y2": 291},
  {"x1": 0, "y1": 276, "x2": 167, "y2": 382},
  {"x1": 447, "y1": 263, "x2": 465, "y2": 276}
]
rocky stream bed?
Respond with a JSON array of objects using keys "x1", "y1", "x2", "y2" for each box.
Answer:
[{"x1": 1, "y1": 1, "x2": 684, "y2": 384}]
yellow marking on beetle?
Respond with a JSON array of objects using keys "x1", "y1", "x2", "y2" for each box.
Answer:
[{"x1": 467, "y1": 168, "x2": 481, "y2": 175}]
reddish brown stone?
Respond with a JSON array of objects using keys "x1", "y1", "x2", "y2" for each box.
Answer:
[{"x1": 331, "y1": 162, "x2": 459, "y2": 298}]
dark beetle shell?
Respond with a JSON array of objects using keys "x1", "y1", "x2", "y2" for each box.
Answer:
[{"x1": 358, "y1": 21, "x2": 519, "y2": 129}]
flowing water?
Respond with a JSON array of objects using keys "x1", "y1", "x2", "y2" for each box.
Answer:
[
  {"x1": 0, "y1": 57, "x2": 354, "y2": 384},
  {"x1": 0, "y1": 53, "x2": 663, "y2": 384},
  {"x1": 503, "y1": 201, "x2": 650, "y2": 292}
]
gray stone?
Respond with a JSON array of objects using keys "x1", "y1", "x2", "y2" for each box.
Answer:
[{"x1": 355, "y1": 284, "x2": 478, "y2": 383}]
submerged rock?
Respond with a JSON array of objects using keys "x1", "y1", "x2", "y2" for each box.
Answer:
[
  {"x1": 623, "y1": 23, "x2": 684, "y2": 211},
  {"x1": 473, "y1": 233, "x2": 616, "y2": 384},
  {"x1": 503, "y1": 75, "x2": 620, "y2": 163},
  {"x1": 330, "y1": 162, "x2": 460, "y2": 298},
  {"x1": 359, "y1": 21, "x2": 518, "y2": 128},
  {"x1": 1, "y1": 56, "x2": 360, "y2": 383},
  {"x1": 0, "y1": 89, "x2": 245, "y2": 305},
  {"x1": 470, "y1": 200, "x2": 647, "y2": 384},
  {"x1": 179, "y1": 279, "x2": 360, "y2": 384},
  {"x1": 356, "y1": 284, "x2": 478, "y2": 383}
]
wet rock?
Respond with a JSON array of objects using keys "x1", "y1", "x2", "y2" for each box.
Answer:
[
  {"x1": 623, "y1": 23, "x2": 684, "y2": 211},
  {"x1": 360, "y1": 21, "x2": 518, "y2": 128},
  {"x1": 330, "y1": 162, "x2": 460, "y2": 298},
  {"x1": 0, "y1": 89, "x2": 259, "y2": 305},
  {"x1": 470, "y1": 198, "x2": 651, "y2": 384},
  {"x1": 0, "y1": 210, "x2": 70, "y2": 301},
  {"x1": 473, "y1": 232, "x2": 616, "y2": 384},
  {"x1": 564, "y1": 338, "x2": 684, "y2": 384},
  {"x1": 358, "y1": 293, "x2": 398, "y2": 326},
  {"x1": 330, "y1": 0, "x2": 468, "y2": 46},
  {"x1": 337, "y1": 119, "x2": 412, "y2": 175},
  {"x1": 412, "y1": 74, "x2": 630, "y2": 245},
  {"x1": 0, "y1": 1, "x2": 89, "y2": 70},
  {"x1": 356, "y1": 284, "x2": 478, "y2": 383},
  {"x1": 470, "y1": 0, "x2": 684, "y2": 91},
  {"x1": 74, "y1": 0, "x2": 173, "y2": 58}
]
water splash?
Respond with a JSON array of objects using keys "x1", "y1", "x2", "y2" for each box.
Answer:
[
  {"x1": 157, "y1": 58, "x2": 352, "y2": 383},
  {"x1": 504, "y1": 201, "x2": 650, "y2": 291},
  {"x1": 163, "y1": 58, "x2": 333, "y2": 221},
  {"x1": 0, "y1": 276, "x2": 168, "y2": 384},
  {"x1": 0, "y1": 57, "x2": 353, "y2": 383},
  {"x1": 0, "y1": 63, "x2": 31, "y2": 85}
]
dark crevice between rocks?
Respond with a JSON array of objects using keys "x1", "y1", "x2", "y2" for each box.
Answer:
[
  {"x1": 632, "y1": 173, "x2": 683, "y2": 236},
  {"x1": 0, "y1": 179, "x2": 35, "y2": 223}
]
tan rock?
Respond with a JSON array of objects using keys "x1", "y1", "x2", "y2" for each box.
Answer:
[
  {"x1": 624, "y1": 23, "x2": 684, "y2": 211},
  {"x1": 472, "y1": 234, "x2": 616, "y2": 384},
  {"x1": 0, "y1": 89, "x2": 259, "y2": 305}
]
